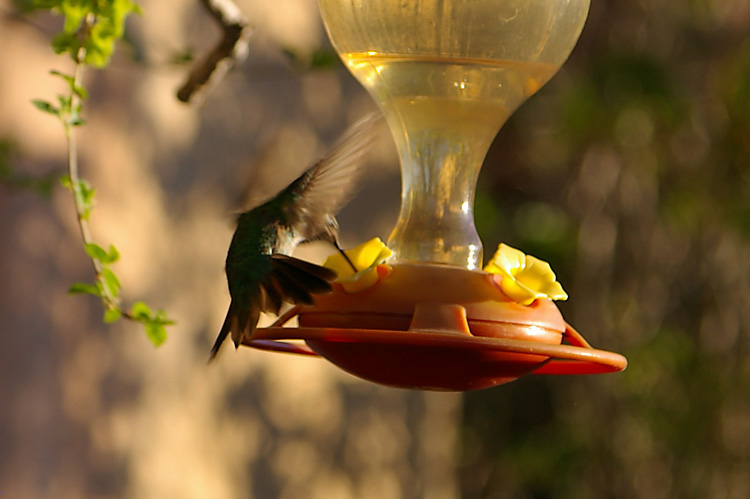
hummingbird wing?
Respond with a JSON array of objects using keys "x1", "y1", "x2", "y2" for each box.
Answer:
[
  {"x1": 282, "y1": 111, "x2": 384, "y2": 242},
  {"x1": 265, "y1": 255, "x2": 336, "y2": 308}
]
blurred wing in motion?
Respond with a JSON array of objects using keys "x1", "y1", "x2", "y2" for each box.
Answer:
[{"x1": 282, "y1": 111, "x2": 384, "y2": 240}]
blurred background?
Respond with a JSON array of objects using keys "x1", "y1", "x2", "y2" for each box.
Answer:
[{"x1": 1, "y1": 0, "x2": 749, "y2": 497}]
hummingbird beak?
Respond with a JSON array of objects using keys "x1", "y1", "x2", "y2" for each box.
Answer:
[{"x1": 332, "y1": 237, "x2": 358, "y2": 273}]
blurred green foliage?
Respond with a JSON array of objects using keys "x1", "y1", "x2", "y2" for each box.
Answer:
[
  {"x1": 468, "y1": 1, "x2": 750, "y2": 497},
  {"x1": 34, "y1": 0, "x2": 141, "y2": 67},
  {"x1": 0, "y1": 138, "x2": 59, "y2": 196}
]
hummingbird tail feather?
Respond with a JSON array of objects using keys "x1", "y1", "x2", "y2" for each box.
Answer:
[
  {"x1": 233, "y1": 302, "x2": 260, "y2": 349},
  {"x1": 209, "y1": 296, "x2": 262, "y2": 362},
  {"x1": 212, "y1": 256, "x2": 337, "y2": 361},
  {"x1": 208, "y1": 305, "x2": 234, "y2": 362}
]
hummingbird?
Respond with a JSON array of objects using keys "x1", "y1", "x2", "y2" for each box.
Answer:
[{"x1": 209, "y1": 112, "x2": 382, "y2": 360}]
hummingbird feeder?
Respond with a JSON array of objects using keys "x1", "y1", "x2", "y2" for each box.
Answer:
[{"x1": 244, "y1": 0, "x2": 627, "y2": 391}]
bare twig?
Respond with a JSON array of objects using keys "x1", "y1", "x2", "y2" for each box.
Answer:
[{"x1": 177, "y1": 0, "x2": 253, "y2": 104}]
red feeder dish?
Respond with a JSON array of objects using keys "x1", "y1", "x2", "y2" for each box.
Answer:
[{"x1": 244, "y1": 264, "x2": 626, "y2": 391}]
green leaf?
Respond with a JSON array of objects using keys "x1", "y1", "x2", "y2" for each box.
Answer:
[
  {"x1": 84, "y1": 242, "x2": 108, "y2": 261},
  {"x1": 153, "y1": 309, "x2": 176, "y2": 326},
  {"x1": 60, "y1": 1, "x2": 87, "y2": 34},
  {"x1": 85, "y1": 243, "x2": 120, "y2": 264},
  {"x1": 131, "y1": 301, "x2": 151, "y2": 320},
  {"x1": 47, "y1": 69, "x2": 86, "y2": 99},
  {"x1": 57, "y1": 94, "x2": 72, "y2": 114},
  {"x1": 73, "y1": 84, "x2": 88, "y2": 99},
  {"x1": 59, "y1": 175, "x2": 72, "y2": 189},
  {"x1": 68, "y1": 281, "x2": 101, "y2": 296},
  {"x1": 31, "y1": 99, "x2": 59, "y2": 116},
  {"x1": 106, "y1": 244, "x2": 120, "y2": 264},
  {"x1": 51, "y1": 32, "x2": 78, "y2": 58},
  {"x1": 79, "y1": 179, "x2": 95, "y2": 201},
  {"x1": 69, "y1": 115, "x2": 86, "y2": 127},
  {"x1": 144, "y1": 320, "x2": 167, "y2": 346},
  {"x1": 50, "y1": 69, "x2": 75, "y2": 87},
  {"x1": 103, "y1": 307, "x2": 122, "y2": 323},
  {"x1": 130, "y1": 302, "x2": 173, "y2": 345},
  {"x1": 69, "y1": 101, "x2": 85, "y2": 126},
  {"x1": 85, "y1": 0, "x2": 141, "y2": 68},
  {"x1": 101, "y1": 268, "x2": 121, "y2": 298},
  {"x1": 38, "y1": 0, "x2": 142, "y2": 66},
  {"x1": 70, "y1": 178, "x2": 95, "y2": 219}
]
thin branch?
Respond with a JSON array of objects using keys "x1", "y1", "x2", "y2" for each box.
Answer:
[
  {"x1": 65, "y1": 16, "x2": 133, "y2": 320},
  {"x1": 177, "y1": 0, "x2": 253, "y2": 104},
  {"x1": 31, "y1": 2, "x2": 173, "y2": 345},
  {"x1": 65, "y1": 17, "x2": 111, "y2": 299}
]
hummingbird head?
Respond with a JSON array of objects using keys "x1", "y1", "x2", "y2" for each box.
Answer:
[{"x1": 298, "y1": 214, "x2": 340, "y2": 246}]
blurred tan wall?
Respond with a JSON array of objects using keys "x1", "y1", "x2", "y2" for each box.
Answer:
[{"x1": 0, "y1": 2, "x2": 457, "y2": 498}]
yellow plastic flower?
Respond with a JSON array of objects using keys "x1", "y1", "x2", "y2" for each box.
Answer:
[
  {"x1": 323, "y1": 237, "x2": 393, "y2": 293},
  {"x1": 484, "y1": 243, "x2": 568, "y2": 306}
]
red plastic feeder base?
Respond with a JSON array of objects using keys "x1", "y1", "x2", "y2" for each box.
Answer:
[{"x1": 244, "y1": 263, "x2": 627, "y2": 391}]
